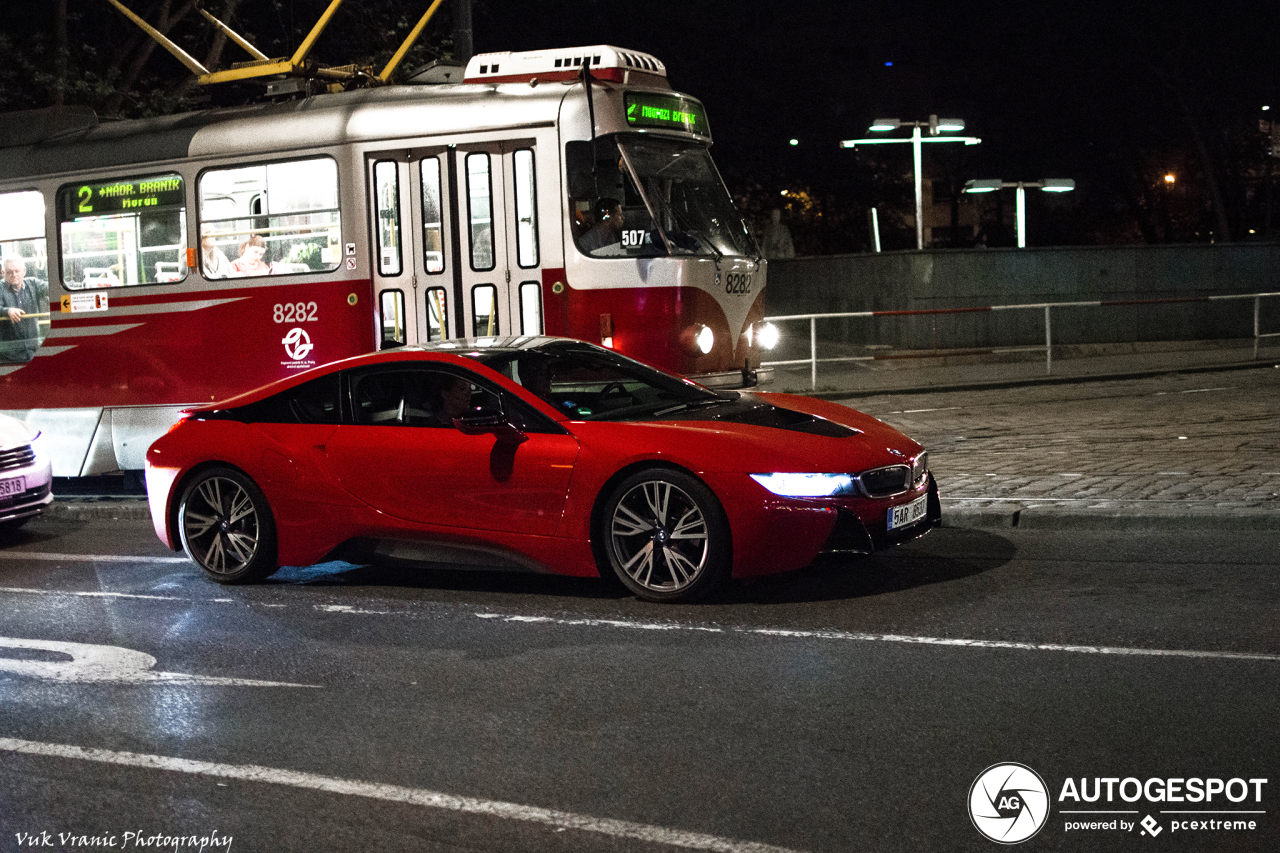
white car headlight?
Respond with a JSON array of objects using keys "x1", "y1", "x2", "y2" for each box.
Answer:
[
  {"x1": 29, "y1": 430, "x2": 50, "y2": 466},
  {"x1": 750, "y1": 472, "x2": 855, "y2": 497}
]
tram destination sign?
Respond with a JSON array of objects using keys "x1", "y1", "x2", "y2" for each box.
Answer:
[
  {"x1": 624, "y1": 93, "x2": 710, "y2": 137},
  {"x1": 59, "y1": 174, "x2": 185, "y2": 218}
]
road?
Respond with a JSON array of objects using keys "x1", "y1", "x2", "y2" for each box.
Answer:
[{"x1": 0, "y1": 369, "x2": 1277, "y2": 852}]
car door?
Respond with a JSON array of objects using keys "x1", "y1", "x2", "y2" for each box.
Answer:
[{"x1": 322, "y1": 365, "x2": 578, "y2": 535}]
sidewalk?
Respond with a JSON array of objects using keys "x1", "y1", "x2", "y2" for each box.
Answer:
[
  {"x1": 46, "y1": 339, "x2": 1280, "y2": 534},
  {"x1": 768, "y1": 337, "x2": 1279, "y2": 397}
]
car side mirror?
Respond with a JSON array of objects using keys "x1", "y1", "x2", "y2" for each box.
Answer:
[{"x1": 454, "y1": 412, "x2": 527, "y2": 445}]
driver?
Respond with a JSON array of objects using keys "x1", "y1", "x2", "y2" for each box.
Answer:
[{"x1": 578, "y1": 198, "x2": 623, "y2": 252}]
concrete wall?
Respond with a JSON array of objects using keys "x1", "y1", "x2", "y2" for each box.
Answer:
[{"x1": 765, "y1": 243, "x2": 1280, "y2": 350}]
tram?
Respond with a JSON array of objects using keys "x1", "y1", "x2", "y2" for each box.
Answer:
[{"x1": 0, "y1": 45, "x2": 774, "y2": 477}]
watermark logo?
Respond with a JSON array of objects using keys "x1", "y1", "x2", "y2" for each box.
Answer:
[
  {"x1": 969, "y1": 763, "x2": 1050, "y2": 844},
  {"x1": 281, "y1": 327, "x2": 314, "y2": 361},
  {"x1": 1140, "y1": 815, "x2": 1163, "y2": 837}
]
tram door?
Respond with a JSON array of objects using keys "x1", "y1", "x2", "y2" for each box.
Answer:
[{"x1": 369, "y1": 141, "x2": 545, "y2": 347}]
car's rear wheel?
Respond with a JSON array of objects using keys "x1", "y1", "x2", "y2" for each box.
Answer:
[
  {"x1": 599, "y1": 468, "x2": 730, "y2": 602},
  {"x1": 178, "y1": 467, "x2": 278, "y2": 584}
]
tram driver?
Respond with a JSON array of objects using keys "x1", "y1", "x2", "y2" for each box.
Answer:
[
  {"x1": 0, "y1": 256, "x2": 49, "y2": 363},
  {"x1": 578, "y1": 197, "x2": 624, "y2": 253}
]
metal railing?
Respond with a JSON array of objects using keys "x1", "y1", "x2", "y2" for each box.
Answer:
[{"x1": 764, "y1": 291, "x2": 1280, "y2": 388}]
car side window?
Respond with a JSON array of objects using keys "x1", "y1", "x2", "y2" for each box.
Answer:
[
  {"x1": 351, "y1": 368, "x2": 500, "y2": 427},
  {"x1": 232, "y1": 373, "x2": 341, "y2": 424}
]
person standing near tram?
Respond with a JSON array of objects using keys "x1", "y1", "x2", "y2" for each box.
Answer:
[{"x1": 0, "y1": 256, "x2": 49, "y2": 363}]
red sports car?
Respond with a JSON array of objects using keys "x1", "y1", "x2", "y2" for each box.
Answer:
[{"x1": 146, "y1": 337, "x2": 939, "y2": 602}]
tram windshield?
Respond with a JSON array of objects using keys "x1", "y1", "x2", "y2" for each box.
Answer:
[{"x1": 567, "y1": 136, "x2": 757, "y2": 260}]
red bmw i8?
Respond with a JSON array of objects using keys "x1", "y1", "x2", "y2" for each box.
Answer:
[{"x1": 146, "y1": 337, "x2": 939, "y2": 602}]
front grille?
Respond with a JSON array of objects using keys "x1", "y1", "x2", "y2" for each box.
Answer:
[
  {"x1": 0, "y1": 481, "x2": 50, "y2": 510},
  {"x1": 858, "y1": 465, "x2": 911, "y2": 497},
  {"x1": 0, "y1": 445, "x2": 36, "y2": 473}
]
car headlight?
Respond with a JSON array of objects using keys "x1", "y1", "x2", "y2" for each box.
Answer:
[
  {"x1": 750, "y1": 472, "x2": 856, "y2": 497},
  {"x1": 912, "y1": 451, "x2": 929, "y2": 486},
  {"x1": 29, "y1": 430, "x2": 50, "y2": 466}
]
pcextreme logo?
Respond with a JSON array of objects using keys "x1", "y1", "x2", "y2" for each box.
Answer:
[{"x1": 970, "y1": 764, "x2": 1269, "y2": 844}]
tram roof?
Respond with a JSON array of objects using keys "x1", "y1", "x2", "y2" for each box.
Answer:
[{"x1": 0, "y1": 81, "x2": 592, "y2": 182}]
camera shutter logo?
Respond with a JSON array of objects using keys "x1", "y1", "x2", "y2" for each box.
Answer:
[
  {"x1": 969, "y1": 763, "x2": 1050, "y2": 844},
  {"x1": 282, "y1": 327, "x2": 314, "y2": 361}
]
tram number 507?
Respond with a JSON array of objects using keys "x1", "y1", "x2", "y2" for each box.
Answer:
[{"x1": 273, "y1": 302, "x2": 319, "y2": 323}]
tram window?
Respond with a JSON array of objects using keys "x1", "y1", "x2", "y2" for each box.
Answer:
[
  {"x1": 519, "y1": 281, "x2": 543, "y2": 335},
  {"x1": 57, "y1": 174, "x2": 187, "y2": 289},
  {"x1": 380, "y1": 289, "x2": 406, "y2": 348},
  {"x1": 466, "y1": 153, "x2": 495, "y2": 272},
  {"x1": 425, "y1": 286, "x2": 449, "y2": 341},
  {"x1": 198, "y1": 157, "x2": 340, "y2": 279},
  {"x1": 374, "y1": 161, "x2": 402, "y2": 276},
  {"x1": 420, "y1": 158, "x2": 445, "y2": 274},
  {"x1": 565, "y1": 139, "x2": 658, "y2": 259},
  {"x1": 0, "y1": 191, "x2": 51, "y2": 364},
  {"x1": 513, "y1": 149, "x2": 539, "y2": 269},
  {"x1": 472, "y1": 284, "x2": 499, "y2": 337}
]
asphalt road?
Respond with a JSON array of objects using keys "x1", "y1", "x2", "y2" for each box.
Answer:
[
  {"x1": 1, "y1": 367, "x2": 1278, "y2": 852},
  {"x1": 0, "y1": 512, "x2": 1277, "y2": 853}
]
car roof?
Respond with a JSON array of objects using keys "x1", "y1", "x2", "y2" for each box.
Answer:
[{"x1": 192, "y1": 336, "x2": 598, "y2": 413}]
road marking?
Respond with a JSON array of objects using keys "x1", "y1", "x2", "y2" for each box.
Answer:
[
  {"x1": 0, "y1": 552, "x2": 189, "y2": 564},
  {"x1": 0, "y1": 738, "x2": 804, "y2": 853},
  {"x1": 475, "y1": 614, "x2": 1280, "y2": 663},
  {"x1": 0, "y1": 586, "x2": 192, "y2": 602},
  {"x1": 0, "y1": 637, "x2": 316, "y2": 687}
]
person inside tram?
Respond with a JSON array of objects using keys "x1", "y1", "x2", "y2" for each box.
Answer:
[
  {"x1": 201, "y1": 234, "x2": 232, "y2": 279},
  {"x1": 0, "y1": 256, "x2": 48, "y2": 363},
  {"x1": 578, "y1": 197, "x2": 624, "y2": 253},
  {"x1": 229, "y1": 234, "x2": 273, "y2": 276}
]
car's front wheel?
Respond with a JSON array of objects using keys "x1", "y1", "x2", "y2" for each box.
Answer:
[
  {"x1": 599, "y1": 468, "x2": 730, "y2": 602},
  {"x1": 178, "y1": 467, "x2": 278, "y2": 584}
]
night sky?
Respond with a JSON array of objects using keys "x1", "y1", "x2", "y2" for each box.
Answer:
[{"x1": 2, "y1": 1, "x2": 1278, "y2": 249}]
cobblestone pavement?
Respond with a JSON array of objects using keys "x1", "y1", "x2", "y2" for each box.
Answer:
[{"x1": 834, "y1": 363, "x2": 1280, "y2": 528}]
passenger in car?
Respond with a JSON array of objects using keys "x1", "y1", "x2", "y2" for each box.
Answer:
[{"x1": 432, "y1": 376, "x2": 473, "y2": 425}]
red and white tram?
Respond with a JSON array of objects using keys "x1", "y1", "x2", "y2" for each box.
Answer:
[{"x1": 0, "y1": 45, "x2": 773, "y2": 477}]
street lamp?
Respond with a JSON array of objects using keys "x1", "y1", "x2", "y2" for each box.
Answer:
[
  {"x1": 963, "y1": 178, "x2": 1075, "y2": 248},
  {"x1": 841, "y1": 115, "x2": 981, "y2": 250}
]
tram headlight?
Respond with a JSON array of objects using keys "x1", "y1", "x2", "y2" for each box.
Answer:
[
  {"x1": 683, "y1": 323, "x2": 715, "y2": 355},
  {"x1": 756, "y1": 321, "x2": 780, "y2": 351}
]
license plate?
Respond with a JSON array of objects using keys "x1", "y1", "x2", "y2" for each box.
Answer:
[
  {"x1": 0, "y1": 476, "x2": 26, "y2": 498},
  {"x1": 887, "y1": 493, "x2": 928, "y2": 530}
]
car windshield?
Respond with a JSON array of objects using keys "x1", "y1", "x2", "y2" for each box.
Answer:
[
  {"x1": 470, "y1": 341, "x2": 731, "y2": 422},
  {"x1": 566, "y1": 135, "x2": 758, "y2": 259}
]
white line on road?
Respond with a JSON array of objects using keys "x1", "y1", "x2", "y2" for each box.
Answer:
[
  {"x1": 476, "y1": 614, "x2": 1280, "y2": 663},
  {"x1": 0, "y1": 552, "x2": 189, "y2": 564},
  {"x1": 0, "y1": 738, "x2": 805, "y2": 853},
  {"x1": 0, "y1": 586, "x2": 193, "y2": 603}
]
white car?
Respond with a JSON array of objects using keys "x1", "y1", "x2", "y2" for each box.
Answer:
[{"x1": 0, "y1": 413, "x2": 53, "y2": 532}]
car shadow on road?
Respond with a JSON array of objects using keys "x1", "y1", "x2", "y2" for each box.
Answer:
[
  {"x1": 263, "y1": 527, "x2": 1014, "y2": 606},
  {"x1": 718, "y1": 527, "x2": 1017, "y2": 605}
]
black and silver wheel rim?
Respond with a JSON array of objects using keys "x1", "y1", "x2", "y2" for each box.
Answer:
[
  {"x1": 609, "y1": 479, "x2": 709, "y2": 593},
  {"x1": 183, "y1": 476, "x2": 261, "y2": 576}
]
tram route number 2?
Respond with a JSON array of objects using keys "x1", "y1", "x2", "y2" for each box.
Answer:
[{"x1": 273, "y1": 301, "x2": 319, "y2": 323}]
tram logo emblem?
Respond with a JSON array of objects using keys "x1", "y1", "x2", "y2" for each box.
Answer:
[
  {"x1": 282, "y1": 327, "x2": 314, "y2": 361},
  {"x1": 969, "y1": 763, "x2": 1050, "y2": 844}
]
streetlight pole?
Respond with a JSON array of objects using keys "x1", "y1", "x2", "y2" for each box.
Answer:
[
  {"x1": 841, "y1": 116, "x2": 979, "y2": 250},
  {"x1": 964, "y1": 179, "x2": 1074, "y2": 247}
]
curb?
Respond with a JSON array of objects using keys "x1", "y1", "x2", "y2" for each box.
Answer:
[
  {"x1": 46, "y1": 500, "x2": 151, "y2": 522},
  {"x1": 789, "y1": 359, "x2": 1280, "y2": 400},
  {"x1": 942, "y1": 502, "x2": 1280, "y2": 533}
]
